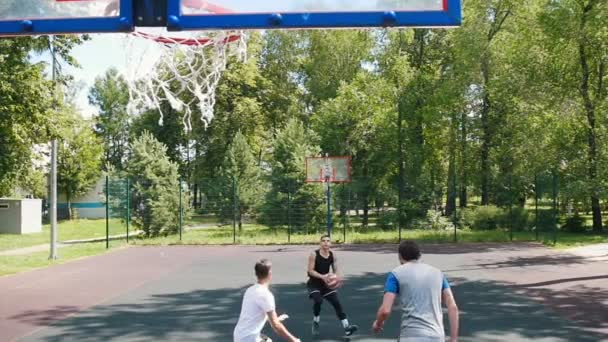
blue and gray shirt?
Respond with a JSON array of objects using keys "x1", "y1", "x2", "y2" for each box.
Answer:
[{"x1": 384, "y1": 261, "x2": 451, "y2": 341}]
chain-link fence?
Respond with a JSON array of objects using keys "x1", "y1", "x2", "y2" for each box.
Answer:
[
  {"x1": 103, "y1": 175, "x2": 187, "y2": 247},
  {"x1": 101, "y1": 174, "x2": 600, "y2": 245}
]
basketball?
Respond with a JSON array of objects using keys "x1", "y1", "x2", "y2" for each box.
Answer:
[{"x1": 326, "y1": 273, "x2": 342, "y2": 289}]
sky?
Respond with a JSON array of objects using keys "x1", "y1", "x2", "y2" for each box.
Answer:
[
  {"x1": 66, "y1": 34, "x2": 128, "y2": 118},
  {"x1": 52, "y1": 33, "x2": 165, "y2": 119}
]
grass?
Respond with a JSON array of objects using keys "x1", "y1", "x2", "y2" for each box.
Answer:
[
  {"x1": 0, "y1": 219, "x2": 128, "y2": 252},
  {"x1": 185, "y1": 215, "x2": 224, "y2": 226},
  {"x1": 129, "y1": 223, "x2": 608, "y2": 248},
  {"x1": 0, "y1": 241, "x2": 127, "y2": 277},
  {"x1": 1, "y1": 218, "x2": 606, "y2": 277}
]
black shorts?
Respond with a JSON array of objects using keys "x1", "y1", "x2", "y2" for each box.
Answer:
[{"x1": 307, "y1": 281, "x2": 337, "y2": 298}]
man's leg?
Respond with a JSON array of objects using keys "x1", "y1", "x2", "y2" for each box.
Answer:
[
  {"x1": 324, "y1": 292, "x2": 358, "y2": 336},
  {"x1": 310, "y1": 290, "x2": 323, "y2": 335}
]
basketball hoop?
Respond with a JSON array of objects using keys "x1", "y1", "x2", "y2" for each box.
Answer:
[
  {"x1": 305, "y1": 156, "x2": 351, "y2": 183},
  {"x1": 105, "y1": 0, "x2": 247, "y2": 131},
  {"x1": 123, "y1": 28, "x2": 246, "y2": 131}
]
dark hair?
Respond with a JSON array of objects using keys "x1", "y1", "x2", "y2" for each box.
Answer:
[
  {"x1": 255, "y1": 259, "x2": 272, "y2": 279},
  {"x1": 320, "y1": 235, "x2": 331, "y2": 241},
  {"x1": 398, "y1": 240, "x2": 421, "y2": 261}
]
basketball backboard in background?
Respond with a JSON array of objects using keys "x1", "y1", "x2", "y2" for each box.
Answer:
[
  {"x1": 306, "y1": 156, "x2": 352, "y2": 183},
  {"x1": 0, "y1": 0, "x2": 461, "y2": 35}
]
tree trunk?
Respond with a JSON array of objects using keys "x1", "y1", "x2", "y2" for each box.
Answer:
[
  {"x1": 67, "y1": 190, "x2": 72, "y2": 220},
  {"x1": 445, "y1": 114, "x2": 458, "y2": 216},
  {"x1": 460, "y1": 111, "x2": 468, "y2": 207},
  {"x1": 238, "y1": 208, "x2": 243, "y2": 231},
  {"x1": 480, "y1": 57, "x2": 491, "y2": 206},
  {"x1": 398, "y1": 96, "x2": 405, "y2": 227},
  {"x1": 362, "y1": 201, "x2": 369, "y2": 228},
  {"x1": 578, "y1": 4, "x2": 603, "y2": 232},
  {"x1": 193, "y1": 183, "x2": 198, "y2": 209},
  {"x1": 478, "y1": 7, "x2": 511, "y2": 206}
]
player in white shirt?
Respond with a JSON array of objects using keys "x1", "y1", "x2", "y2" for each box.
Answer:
[{"x1": 234, "y1": 259, "x2": 301, "y2": 342}]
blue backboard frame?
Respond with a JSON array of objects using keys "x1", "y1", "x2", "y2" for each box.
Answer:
[
  {"x1": 168, "y1": 0, "x2": 462, "y2": 31},
  {"x1": 0, "y1": 0, "x2": 460, "y2": 36},
  {"x1": 0, "y1": 1, "x2": 134, "y2": 36}
]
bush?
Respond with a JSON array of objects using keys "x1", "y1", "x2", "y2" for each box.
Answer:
[
  {"x1": 423, "y1": 210, "x2": 455, "y2": 230},
  {"x1": 463, "y1": 206, "x2": 504, "y2": 230},
  {"x1": 502, "y1": 207, "x2": 532, "y2": 231},
  {"x1": 377, "y1": 211, "x2": 398, "y2": 230},
  {"x1": 535, "y1": 210, "x2": 558, "y2": 232},
  {"x1": 562, "y1": 215, "x2": 587, "y2": 233}
]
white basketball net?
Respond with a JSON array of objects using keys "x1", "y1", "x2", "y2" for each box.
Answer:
[{"x1": 123, "y1": 29, "x2": 247, "y2": 131}]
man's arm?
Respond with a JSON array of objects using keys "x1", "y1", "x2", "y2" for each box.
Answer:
[
  {"x1": 373, "y1": 292, "x2": 396, "y2": 332},
  {"x1": 443, "y1": 288, "x2": 459, "y2": 342},
  {"x1": 307, "y1": 252, "x2": 327, "y2": 281},
  {"x1": 266, "y1": 310, "x2": 300, "y2": 342}
]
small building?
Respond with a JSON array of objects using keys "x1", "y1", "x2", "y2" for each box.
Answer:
[{"x1": 0, "y1": 199, "x2": 43, "y2": 234}]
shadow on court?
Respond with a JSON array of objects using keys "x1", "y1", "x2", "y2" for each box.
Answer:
[
  {"x1": 21, "y1": 273, "x2": 605, "y2": 341},
  {"x1": 336, "y1": 242, "x2": 557, "y2": 256}
]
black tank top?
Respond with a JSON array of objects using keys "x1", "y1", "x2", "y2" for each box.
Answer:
[{"x1": 308, "y1": 249, "x2": 333, "y2": 287}]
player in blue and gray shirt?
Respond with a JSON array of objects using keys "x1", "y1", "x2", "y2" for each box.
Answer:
[{"x1": 372, "y1": 241, "x2": 459, "y2": 341}]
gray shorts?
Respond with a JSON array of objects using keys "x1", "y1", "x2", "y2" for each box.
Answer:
[{"x1": 399, "y1": 336, "x2": 444, "y2": 342}]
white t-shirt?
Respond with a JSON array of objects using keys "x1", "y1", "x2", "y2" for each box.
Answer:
[{"x1": 234, "y1": 283, "x2": 276, "y2": 342}]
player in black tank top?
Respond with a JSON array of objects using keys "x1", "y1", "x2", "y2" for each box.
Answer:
[
  {"x1": 306, "y1": 235, "x2": 358, "y2": 337},
  {"x1": 307, "y1": 249, "x2": 334, "y2": 288}
]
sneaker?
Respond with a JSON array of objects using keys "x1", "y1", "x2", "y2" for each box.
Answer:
[
  {"x1": 344, "y1": 325, "x2": 358, "y2": 336},
  {"x1": 312, "y1": 321, "x2": 320, "y2": 336}
]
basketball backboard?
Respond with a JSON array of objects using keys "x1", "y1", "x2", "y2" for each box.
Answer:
[
  {"x1": 306, "y1": 156, "x2": 352, "y2": 183},
  {"x1": 0, "y1": 0, "x2": 461, "y2": 36}
]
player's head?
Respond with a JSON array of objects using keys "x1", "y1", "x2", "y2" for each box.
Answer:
[
  {"x1": 398, "y1": 240, "x2": 421, "y2": 264},
  {"x1": 255, "y1": 259, "x2": 272, "y2": 282},
  {"x1": 320, "y1": 235, "x2": 331, "y2": 250}
]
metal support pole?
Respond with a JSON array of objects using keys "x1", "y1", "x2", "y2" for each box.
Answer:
[
  {"x1": 105, "y1": 175, "x2": 109, "y2": 249},
  {"x1": 453, "y1": 161, "x2": 458, "y2": 243},
  {"x1": 509, "y1": 173, "x2": 513, "y2": 242},
  {"x1": 347, "y1": 185, "x2": 351, "y2": 242},
  {"x1": 287, "y1": 182, "x2": 291, "y2": 244},
  {"x1": 552, "y1": 172, "x2": 558, "y2": 245},
  {"x1": 233, "y1": 176, "x2": 237, "y2": 244},
  {"x1": 49, "y1": 139, "x2": 58, "y2": 259},
  {"x1": 49, "y1": 35, "x2": 58, "y2": 260},
  {"x1": 327, "y1": 180, "x2": 332, "y2": 238},
  {"x1": 126, "y1": 178, "x2": 130, "y2": 243},
  {"x1": 342, "y1": 183, "x2": 346, "y2": 243},
  {"x1": 179, "y1": 180, "x2": 183, "y2": 241},
  {"x1": 534, "y1": 173, "x2": 539, "y2": 241}
]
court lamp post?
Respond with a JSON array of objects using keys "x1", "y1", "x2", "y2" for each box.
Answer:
[{"x1": 49, "y1": 36, "x2": 59, "y2": 260}]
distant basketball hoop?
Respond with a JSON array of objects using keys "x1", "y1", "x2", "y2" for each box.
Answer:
[{"x1": 306, "y1": 156, "x2": 351, "y2": 183}]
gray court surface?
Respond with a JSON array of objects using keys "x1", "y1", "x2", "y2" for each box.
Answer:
[{"x1": 2, "y1": 243, "x2": 607, "y2": 342}]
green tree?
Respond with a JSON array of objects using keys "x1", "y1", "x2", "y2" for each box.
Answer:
[
  {"x1": 259, "y1": 31, "x2": 307, "y2": 132},
  {"x1": 378, "y1": 28, "x2": 453, "y2": 224},
  {"x1": 89, "y1": 68, "x2": 130, "y2": 171},
  {"x1": 223, "y1": 131, "x2": 264, "y2": 230},
  {"x1": 193, "y1": 34, "x2": 266, "y2": 180},
  {"x1": 0, "y1": 33, "x2": 86, "y2": 196},
  {"x1": 303, "y1": 30, "x2": 374, "y2": 108},
  {"x1": 0, "y1": 38, "x2": 52, "y2": 196},
  {"x1": 539, "y1": 0, "x2": 607, "y2": 232},
  {"x1": 313, "y1": 73, "x2": 396, "y2": 227},
  {"x1": 57, "y1": 115, "x2": 104, "y2": 219},
  {"x1": 128, "y1": 132, "x2": 182, "y2": 236},
  {"x1": 260, "y1": 119, "x2": 325, "y2": 230}
]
